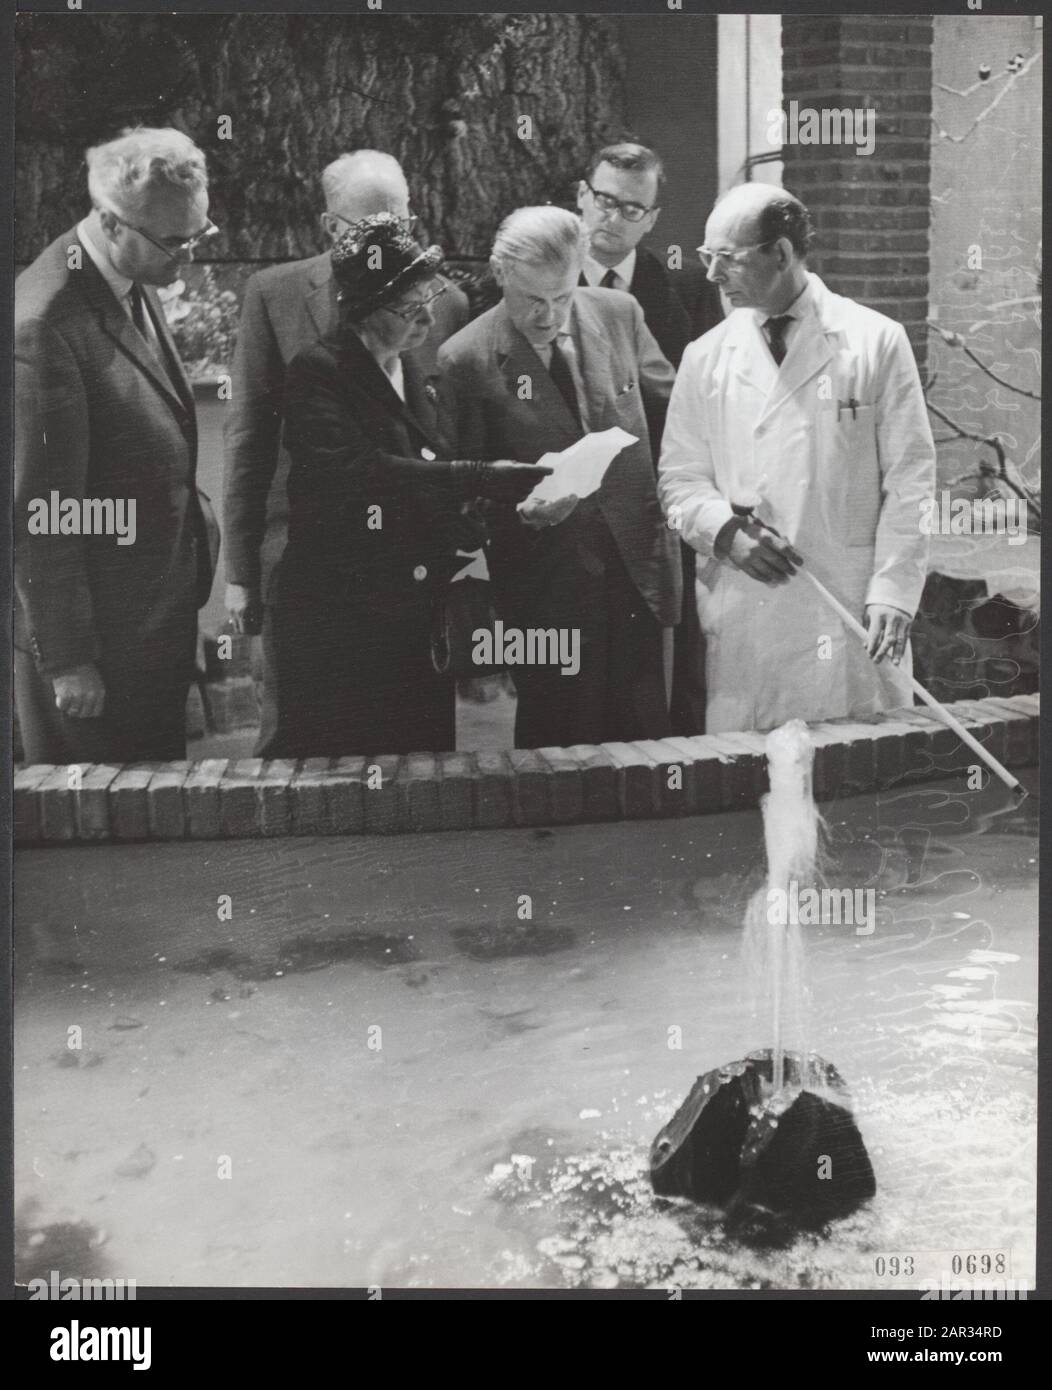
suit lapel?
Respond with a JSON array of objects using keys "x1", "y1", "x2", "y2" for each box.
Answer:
[
  {"x1": 305, "y1": 255, "x2": 337, "y2": 340},
  {"x1": 756, "y1": 305, "x2": 834, "y2": 426},
  {"x1": 494, "y1": 307, "x2": 581, "y2": 444},
  {"x1": 569, "y1": 295, "x2": 616, "y2": 432},
  {"x1": 337, "y1": 335, "x2": 443, "y2": 454},
  {"x1": 73, "y1": 243, "x2": 191, "y2": 418},
  {"x1": 143, "y1": 285, "x2": 196, "y2": 418}
]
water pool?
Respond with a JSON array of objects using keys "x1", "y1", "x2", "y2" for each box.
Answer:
[{"x1": 14, "y1": 771, "x2": 1038, "y2": 1291}]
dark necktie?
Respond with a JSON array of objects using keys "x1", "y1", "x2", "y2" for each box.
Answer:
[
  {"x1": 764, "y1": 314, "x2": 793, "y2": 367},
  {"x1": 600, "y1": 269, "x2": 618, "y2": 289},
  {"x1": 130, "y1": 283, "x2": 188, "y2": 407},
  {"x1": 547, "y1": 338, "x2": 582, "y2": 428},
  {"x1": 129, "y1": 282, "x2": 149, "y2": 339}
]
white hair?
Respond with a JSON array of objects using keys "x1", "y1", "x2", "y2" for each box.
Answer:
[
  {"x1": 491, "y1": 205, "x2": 589, "y2": 273},
  {"x1": 321, "y1": 150, "x2": 409, "y2": 214},
  {"x1": 86, "y1": 127, "x2": 208, "y2": 219}
]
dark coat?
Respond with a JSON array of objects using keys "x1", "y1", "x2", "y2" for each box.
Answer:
[
  {"x1": 259, "y1": 333, "x2": 471, "y2": 757},
  {"x1": 223, "y1": 250, "x2": 469, "y2": 599},
  {"x1": 437, "y1": 287, "x2": 681, "y2": 749},
  {"x1": 14, "y1": 228, "x2": 214, "y2": 762},
  {"x1": 438, "y1": 287, "x2": 681, "y2": 628}
]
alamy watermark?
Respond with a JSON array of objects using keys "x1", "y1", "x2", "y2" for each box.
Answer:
[
  {"x1": 27, "y1": 491, "x2": 136, "y2": 545},
  {"x1": 472, "y1": 621, "x2": 581, "y2": 677},
  {"x1": 919, "y1": 492, "x2": 1028, "y2": 544},
  {"x1": 767, "y1": 101, "x2": 876, "y2": 156},
  {"x1": 768, "y1": 881, "x2": 875, "y2": 936}
]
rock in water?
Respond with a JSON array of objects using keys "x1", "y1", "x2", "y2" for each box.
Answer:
[{"x1": 650, "y1": 1050, "x2": 875, "y2": 1245}]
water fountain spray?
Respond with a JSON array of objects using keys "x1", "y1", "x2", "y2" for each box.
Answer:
[{"x1": 649, "y1": 722, "x2": 876, "y2": 1246}]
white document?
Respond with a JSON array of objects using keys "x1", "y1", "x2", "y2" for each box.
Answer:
[
  {"x1": 451, "y1": 548, "x2": 490, "y2": 584},
  {"x1": 522, "y1": 426, "x2": 638, "y2": 505}
]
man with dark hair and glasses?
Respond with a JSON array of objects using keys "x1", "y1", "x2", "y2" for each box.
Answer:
[
  {"x1": 15, "y1": 126, "x2": 219, "y2": 762},
  {"x1": 578, "y1": 141, "x2": 723, "y2": 734},
  {"x1": 659, "y1": 182, "x2": 935, "y2": 734},
  {"x1": 222, "y1": 150, "x2": 469, "y2": 752},
  {"x1": 577, "y1": 141, "x2": 722, "y2": 371}
]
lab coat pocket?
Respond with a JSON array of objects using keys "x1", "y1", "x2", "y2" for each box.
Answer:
[{"x1": 821, "y1": 403, "x2": 881, "y2": 548}]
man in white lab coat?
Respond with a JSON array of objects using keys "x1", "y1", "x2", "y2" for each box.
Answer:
[{"x1": 658, "y1": 184, "x2": 935, "y2": 734}]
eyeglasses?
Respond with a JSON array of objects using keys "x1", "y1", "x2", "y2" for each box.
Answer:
[
  {"x1": 330, "y1": 211, "x2": 418, "y2": 236},
  {"x1": 381, "y1": 283, "x2": 448, "y2": 321},
  {"x1": 582, "y1": 179, "x2": 658, "y2": 223},
  {"x1": 696, "y1": 240, "x2": 776, "y2": 270},
  {"x1": 111, "y1": 211, "x2": 219, "y2": 259}
]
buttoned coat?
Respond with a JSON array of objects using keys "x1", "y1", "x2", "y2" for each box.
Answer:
[
  {"x1": 658, "y1": 274, "x2": 935, "y2": 732},
  {"x1": 437, "y1": 286, "x2": 681, "y2": 629},
  {"x1": 223, "y1": 250, "x2": 469, "y2": 598},
  {"x1": 14, "y1": 228, "x2": 214, "y2": 760}
]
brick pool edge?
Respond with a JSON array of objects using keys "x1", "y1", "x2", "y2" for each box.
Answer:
[{"x1": 12, "y1": 694, "x2": 1039, "y2": 847}]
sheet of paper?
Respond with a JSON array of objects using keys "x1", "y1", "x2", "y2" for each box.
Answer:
[
  {"x1": 450, "y1": 548, "x2": 490, "y2": 584},
  {"x1": 522, "y1": 426, "x2": 638, "y2": 505}
]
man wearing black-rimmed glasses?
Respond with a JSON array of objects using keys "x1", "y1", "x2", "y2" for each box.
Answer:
[
  {"x1": 222, "y1": 149, "x2": 469, "y2": 753},
  {"x1": 577, "y1": 142, "x2": 723, "y2": 734},
  {"x1": 14, "y1": 125, "x2": 219, "y2": 763}
]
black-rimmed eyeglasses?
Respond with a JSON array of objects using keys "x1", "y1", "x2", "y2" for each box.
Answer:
[{"x1": 582, "y1": 179, "x2": 658, "y2": 223}]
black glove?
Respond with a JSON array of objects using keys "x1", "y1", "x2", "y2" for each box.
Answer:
[{"x1": 450, "y1": 459, "x2": 553, "y2": 503}]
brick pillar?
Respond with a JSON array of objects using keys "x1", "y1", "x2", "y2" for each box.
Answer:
[{"x1": 780, "y1": 16, "x2": 933, "y2": 372}]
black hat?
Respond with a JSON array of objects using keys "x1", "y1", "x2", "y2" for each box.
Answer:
[{"x1": 331, "y1": 213, "x2": 443, "y2": 319}]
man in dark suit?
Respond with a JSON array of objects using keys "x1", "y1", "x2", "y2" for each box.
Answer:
[
  {"x1": 577, "y1": 141, "x2": 724, "y2": 734},
  {"x1": 15, "y1": 126, "x2": 217, "y2": 764},
  {"x1": 438, "y1": 206, "x2": 681, "y2": 750},
  {"x1": 577, "y1": 142, "x2": 723, "y2": 371},
  {"x1": 222, "y1": 150, "x2": 469, "y2": 750}
]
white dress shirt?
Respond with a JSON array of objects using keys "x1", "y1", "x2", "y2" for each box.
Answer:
[{"x1": 582, "y1": 248, "x2": 637, "y2": 293}]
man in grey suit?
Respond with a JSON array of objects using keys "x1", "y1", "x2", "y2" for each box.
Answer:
[
  {"x1": 222, "y1": 150, "x2": 469, "y2": 749},
  {"x1": 15, "y1": 126, "x2": 217, "y2": 763},
  {"x1": 438, "y1": 206, "x2": 681, "y2": 749}
]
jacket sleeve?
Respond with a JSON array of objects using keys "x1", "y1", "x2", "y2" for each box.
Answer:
[
  {"x1": 14, "y1": 314, "x2": 101, "y2": 676},
  {"x1": 222, "y1": 273, "x2": 284, "y2": 588},
  {"x1": 282, "y1": 350, "x2": 461, "y2": 557},
  {"x1": 657, "y1": 341, "x2": 736, "y2": 556},
  {"x1": 865, "y1": 323, "x2": 935, "y2": 615}
]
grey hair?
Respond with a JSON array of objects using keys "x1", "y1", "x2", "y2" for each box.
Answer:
[
  {"x1": 321, "y1": 150, "x2": 408, "y2": 211},
  {"x1": 86, "y1": 126, "x2": 208, "y2": 219},
  {"x1": 491, "y1": 205, "x2": 590, "y2": 273}
]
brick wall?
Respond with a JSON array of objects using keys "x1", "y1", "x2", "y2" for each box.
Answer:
[{"x1": 780, "y1": 16, "x2": 933, "y2": 370}]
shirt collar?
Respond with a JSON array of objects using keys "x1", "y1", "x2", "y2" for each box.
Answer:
[
  {"x1": 583, "y1": 248, "x2": 636, "y2": 289},
  {"x1": 752, "y1": 272, "x2": 814, "y2": 328},
  {"x1": 77, "y1": 215, "x2": 134, "y2": 304},
  {"x1": 526, "y1": 303, "x2": 576, "y2": 356}
]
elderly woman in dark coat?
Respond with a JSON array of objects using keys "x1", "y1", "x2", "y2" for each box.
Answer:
[{"x1": 260, "y1": 215, "x2": 547, "y2": 756}]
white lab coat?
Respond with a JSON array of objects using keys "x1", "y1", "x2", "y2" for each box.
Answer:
[{"x1": 658, "y1": 274, "x2": 935, "y2": 733}]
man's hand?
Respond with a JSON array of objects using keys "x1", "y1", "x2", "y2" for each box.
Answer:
[
  {"x1": 53, "y1": 664, "x2": 106, "y2": 720},
  {"x1": 225, "y1": 583, "x2": 263, "y2": 636},
  {"x1": 727, "y1": 520, "x2": 803, "y2": 585},
  {"x1": 864, "y1": 603, "x2": 912, "y2": 665},
  {"x1": 518, "y1": 494, "x2": 580, "y2": 529}
]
